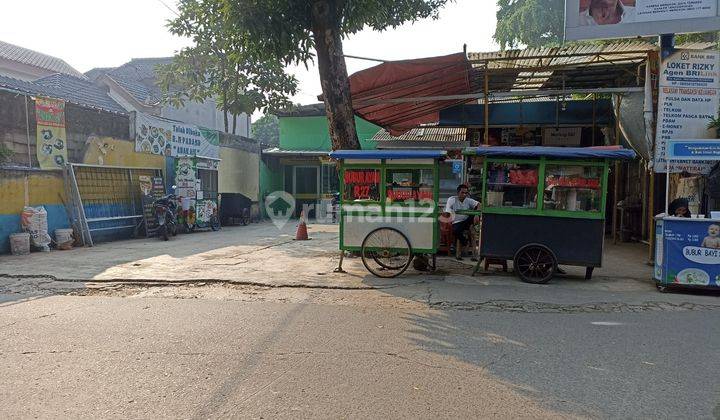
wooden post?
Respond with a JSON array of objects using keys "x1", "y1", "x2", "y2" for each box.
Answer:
[
  {"x1": 484, "y1": 65, "x2": 489, "y2": 145},
  {"x1": 612, "y1": 95, "x2": 622, "y2": 244},
  {"x1": 592, "y1": 93, "x2": 597, "y2": 145}
]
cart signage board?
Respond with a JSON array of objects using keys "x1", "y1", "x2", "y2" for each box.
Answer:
[
  {"x1": 654, "y1": 49, "x2": 720, "y2": 173},
  {"x1": 656, "y1": 218, "x2": 720, "y2": 286},
  {"x1": 565, "y1": 0, "x2": 720, "y2": 41}
]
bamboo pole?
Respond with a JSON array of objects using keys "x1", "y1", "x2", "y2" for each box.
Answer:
[
  {"x1": 592, "y1": 93, "x2": 596, "y2": 145},
  {"x1": 484, "y1": 65, "x2": 489, "y2": 145},
  {"x1": 648, "y1": 169, "x2": 655, "y2": 264},
  {"x1": 612, "y1": 94, "x2": 622, "y2": 244}
]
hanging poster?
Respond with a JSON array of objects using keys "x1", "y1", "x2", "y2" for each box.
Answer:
[
  {"x1": 654, "y1": 49, "x2": 720, "y2": 173},
  {"x1": 139, "y1": 175, "x2": 166, "y2": 237},
  {"x1": 35, "y1": 97, "x2": 67, "y2": 169},
  {"x1": 565, "y1": 0, "x2": 720, "y2": 41},
  {"x1": 542, "y1": 127, "x2": 582, "y2": 146},
  {"x1": 135, "y1": 113, "x2": 220, "y2": 159}
]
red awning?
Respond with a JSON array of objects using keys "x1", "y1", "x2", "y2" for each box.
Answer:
[{"x1": 347, "y1": 53, "x2": 473, "y2": 136}]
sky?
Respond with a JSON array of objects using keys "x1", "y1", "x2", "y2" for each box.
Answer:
[{"x1": 0, "y1": 0, "x2": 499, "y2": 119}]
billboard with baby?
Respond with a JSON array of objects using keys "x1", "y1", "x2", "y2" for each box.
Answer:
[{"x1": 565, "y1": 0, "x2": 720, "y2": 41}]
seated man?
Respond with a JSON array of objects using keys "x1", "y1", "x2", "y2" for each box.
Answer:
[{"x1": 443, "y1": 184, "x2": 480, "y2": 260}]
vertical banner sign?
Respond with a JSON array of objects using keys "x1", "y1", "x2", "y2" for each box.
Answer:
[
  {"x1": 139, "y1": 175, "x2": 166, "y2": 236},
  {"x1": 654, "y1": 49, "x2": 720, "y2": 173},
  {"x1": 35, "y1": 97, "x2": 67, "y2": 169}
]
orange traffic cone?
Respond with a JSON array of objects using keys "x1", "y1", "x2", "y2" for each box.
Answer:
[{"x1": 295, "y1": 210, "x2": 310, "y2": 240}]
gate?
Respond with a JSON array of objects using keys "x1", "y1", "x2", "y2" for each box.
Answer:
[{"x1": 66, "y1": 164, "x2": 163, "y2": 245}]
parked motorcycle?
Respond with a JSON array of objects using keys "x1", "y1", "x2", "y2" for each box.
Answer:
[
  {"x1": 153, "y1": 193, "x2": 179, "y2": 241},
  {"x1": 179, "y1": 196, "x2": 220, "y2": 232}
]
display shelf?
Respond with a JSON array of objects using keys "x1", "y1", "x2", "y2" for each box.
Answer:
[{"x1": 487, "y1": 182, "x2": 537, "y2": 187}]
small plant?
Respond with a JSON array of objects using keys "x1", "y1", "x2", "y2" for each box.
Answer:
[
  {"x1": 0, "y1": 143, "x2": 12, "y2": 164},
  {"x1": 707, "y1": 109, "x2": 720, "y2": 137}
]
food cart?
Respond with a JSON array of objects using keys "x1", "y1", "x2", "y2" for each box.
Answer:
[
  {"x1": 464, "y1": 146, "x2": 636, "y2": 283},
  {"x1": 175, "y1": 156, "x2": 221, "y2": 231},
  {"x1": 329, "y1": 150, "x2": 446, "y2": 278},
  {"x1": 655, "y1": 140, "x2": 720, "y2": 292}
]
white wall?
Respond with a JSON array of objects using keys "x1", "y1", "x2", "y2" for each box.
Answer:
[
  {"x1": 161, "y1": 97, "x2": 250, "y2": 137},
  {"x1": 0, "y1": 59, "x2": 52, "y2": 81}
]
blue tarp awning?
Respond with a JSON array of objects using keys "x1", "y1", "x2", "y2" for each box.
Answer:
[
  {"x1": 329, "y1": 150, "x2": 447, "y2": 160},
  {"x1": 463, "y1": 146, "x2": 636, "y2": 160},
  {"x1": 439, "y1": 100, "x2": 614, "y2": 127}
]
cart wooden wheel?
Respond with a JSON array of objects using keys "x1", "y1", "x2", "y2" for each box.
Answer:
[
  {"x1": 513, "y1": 244, "x2": 556, "y2": 284},
  {"x1": 361, "y1": 228, "x2": 413, "y2": 278}
]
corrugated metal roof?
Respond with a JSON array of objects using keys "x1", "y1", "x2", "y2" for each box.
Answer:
[
  {"x1": 372, "y1": 126, "x2": 466, "y2": 142},
  {"x1": 262, "y1": 148, "x2": 328, "y2": 157},
  {"x1": 0, "y1": 74, "x2": 126, "y2": 114},
  {"x1": 0, "y1": 40, "x2": 85, "y2": 79},
  {"x1": 469, "y1": 40, "x2": 655, "y2": 94},
  {"x1": 275, "y1": 103, "x2": 326, "y2": 117},
  {"x1": 469, "y1": 40, "x2": 655, "y2": 69}
]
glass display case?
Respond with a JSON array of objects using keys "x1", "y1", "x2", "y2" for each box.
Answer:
[{"x1": 479, "y1": 158, "x2": 608, "y2": 219}]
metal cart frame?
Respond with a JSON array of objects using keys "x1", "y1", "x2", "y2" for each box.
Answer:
[
  {"x1": 330, "y1": 150, "x2": 446, "y2": 277},
  {"x1": 465, "y1": 146, "x2": 635, "y2": 283}
]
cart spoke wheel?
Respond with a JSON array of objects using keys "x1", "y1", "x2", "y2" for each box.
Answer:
[
  {"x1": 361, "y1": 228, "x2": 412, "y2": 278},
  {"x1": 513, "y1": 244, "x2": 556, "y2": 284}
]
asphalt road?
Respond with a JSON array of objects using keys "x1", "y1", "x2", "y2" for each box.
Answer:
[{"x1": 1, "y1": 287, "x2": 719, "y2": 419}]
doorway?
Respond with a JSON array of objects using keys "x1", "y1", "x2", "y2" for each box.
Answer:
[{"x1": 293, "y1": 166, "x2": 319, "y2": 218}]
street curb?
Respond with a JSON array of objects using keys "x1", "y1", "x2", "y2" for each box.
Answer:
[{"x1": 0, "y1": 273, "x2": 424, "y2": 291}]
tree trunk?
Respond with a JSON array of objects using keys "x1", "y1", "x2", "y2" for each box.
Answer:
[
  {"x1": 223, "y1": 109, "x2": 229, "y2": 133},
  {"x1": 232, "y1": 114, "x2": 237, "y2": 135},
  {"x1": 311, "y1": 0, "x2": 360, "y2": 150}
]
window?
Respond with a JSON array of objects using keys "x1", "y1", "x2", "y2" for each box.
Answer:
[
  {"x1": 485, "y1": 162, "x2": 539, "y2": 209},
  {"x1": 295, "y1": 167, "x2": 318, "y2": 195},
  {"x1": 343, "y1": 169, "x2": 380, "y2": 202},
  {"x1": 385, "y1": 168, "x2": 434, "y2": 205},
  {"x1": 544, "y1": 165, "x2": 602, "y2": 212}
]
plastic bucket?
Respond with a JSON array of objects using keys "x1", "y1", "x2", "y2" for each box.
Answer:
[
  {"x1": 55, "y1": 228, "x2": 74, "y2": 250},
  {"x1": 9, "y1": 232, "x2": 30, "y2": 256}
]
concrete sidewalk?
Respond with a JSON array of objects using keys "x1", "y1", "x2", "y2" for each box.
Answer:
[
  {"x1": 2, "y1": 222, "x2": 719, "y2": 308},
  {"x1": 0, "y1": 222, "x2": 650, "y2": 286}
]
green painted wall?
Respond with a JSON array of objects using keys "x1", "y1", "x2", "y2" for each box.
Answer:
[
  {"x1": 279, "y1": 116, "x2": 380, "y2": 151},
  {"x1": 259, "y1": 160, "x2": 284, "y2": 217}
]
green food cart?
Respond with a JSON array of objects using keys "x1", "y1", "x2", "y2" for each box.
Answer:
[
  {"x1": 329, "y1": 150, "x2": 446, "y2": 278},
  {"x1": 463, "y1": 146, "x2": 636, "y2": 283}
]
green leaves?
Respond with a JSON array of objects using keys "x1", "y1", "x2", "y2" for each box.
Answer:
[
  {"x1": 251, "y1": 114, "x2": 280, "y2": 145},
  {"x1": 217, "y1": 0, "x2": 452, "y2": 149},
  {"x1": 222, "y1": 0, "x2": 452, "y2": 64},
  {"x1": 494, "y1": 0, "x2": 565, "y2": 50},
  {"x1": 158, "y1": 0, "x2": 299, "y2": 129}
]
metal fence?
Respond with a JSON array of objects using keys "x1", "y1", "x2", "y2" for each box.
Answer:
[{"x1": 67, "y1": 164, "x2": 163, "y2": 245}]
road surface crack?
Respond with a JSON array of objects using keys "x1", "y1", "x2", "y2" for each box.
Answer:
[{"x1": 430, "y1": 300, "x2": 720, "y2": 313}]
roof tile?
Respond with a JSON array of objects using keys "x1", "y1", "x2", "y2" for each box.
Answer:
[{"x1": 0, "y1": 40, "x2": 85, "y2": 79}]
